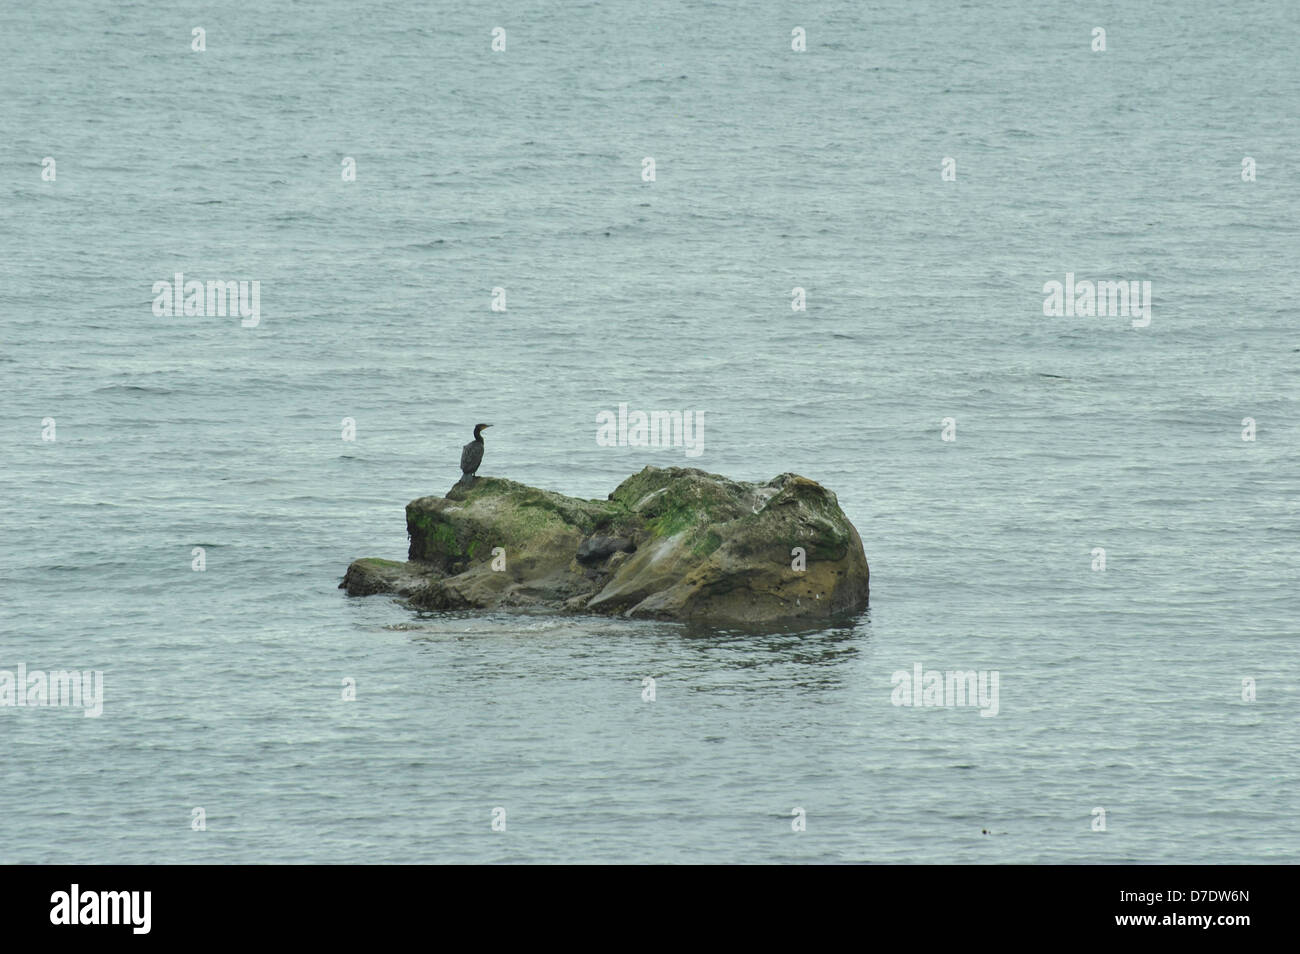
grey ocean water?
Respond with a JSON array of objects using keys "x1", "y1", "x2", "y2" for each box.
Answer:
[{"x1": 2, "y1": 1, "x2": 1297, "y2": 863}]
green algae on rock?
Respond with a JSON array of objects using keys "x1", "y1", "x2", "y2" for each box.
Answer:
[{"x1": 340, "y1": 467, "x2": 869, "y2": 625}]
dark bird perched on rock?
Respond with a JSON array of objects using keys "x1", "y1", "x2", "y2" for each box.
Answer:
[{"x1": 458, "y1": 424, "x2": 491, "y2": 485}]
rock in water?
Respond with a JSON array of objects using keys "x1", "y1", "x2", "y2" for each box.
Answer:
[
  {"x1": 340, "y1": 466, "x2": 869, "y2": 625},
  {"x1": 575, "y1": 535, "x2": 636, "y2": 565}
]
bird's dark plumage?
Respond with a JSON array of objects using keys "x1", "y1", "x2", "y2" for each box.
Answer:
[{"x1": 459, "y1": 423, "x2": 491, "y2": 483}]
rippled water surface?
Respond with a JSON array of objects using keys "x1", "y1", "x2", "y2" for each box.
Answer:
[{"x1": 1, "y1": 0, "x2": 1297, "y2": 862}]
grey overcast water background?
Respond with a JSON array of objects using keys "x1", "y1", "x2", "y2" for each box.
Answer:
[{"x1": 2, "y1": 0, "x2": 1297, "y2": 864}]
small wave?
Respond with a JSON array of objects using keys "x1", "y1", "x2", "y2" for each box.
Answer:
[{"x1": 93, "y1": 385, "x2": 176, "y2": 395}]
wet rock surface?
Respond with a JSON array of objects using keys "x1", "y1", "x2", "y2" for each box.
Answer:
[{"x1": 341, "y1": 466, "x2": 869, "y2": 626}]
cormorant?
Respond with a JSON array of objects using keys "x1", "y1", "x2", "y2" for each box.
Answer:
[{"x1": 459, "y1": 423, "x2": 491, "y2": 485}]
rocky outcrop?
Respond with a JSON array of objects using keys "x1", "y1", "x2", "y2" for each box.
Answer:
[{"x1": 341, "y1": 467, "x2": 868, "y2": 626}]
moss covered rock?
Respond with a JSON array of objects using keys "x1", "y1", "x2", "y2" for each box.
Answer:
[{"x1": 341, "y1": 467, "x2": 868, "y2": 626}]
